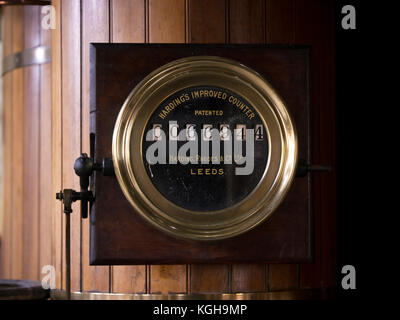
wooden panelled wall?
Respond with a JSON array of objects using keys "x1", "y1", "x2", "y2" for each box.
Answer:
[
  {"x1": 1, "y1": 6, "x2": 52, "y2": 281},
  {"x1": 1, "y1": 0, "x2": 336, "y2": 295}
]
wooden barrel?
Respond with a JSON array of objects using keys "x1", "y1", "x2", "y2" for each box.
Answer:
[
  {"x1": 1, "y1": 4, "x2": 52, "y2": 282},
  {"x1": 1, "y1": 0, "x2": 336, "y2": 298}
]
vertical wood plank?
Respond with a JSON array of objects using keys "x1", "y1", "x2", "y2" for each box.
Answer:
[
  {"x1": 112, "y1": 266, "x2": 146, "y2": 294},
  {"x1": 231, "y1": 264, "x2": 267, "y2": 293},
  {"x1": 149, "y1": 0, "x2": 185, "y2": 43},
  {"x1": 191, "y1": 265, "x2": 230, "y2": 294},
  {"x1": 295, "y1": 0, "x2": 336, "y2": 289},
  {"x1": 1, "y1": 74, "x2": 12, "y2": 279},
  {"x1": 229, "y1": 0, "x2": 267, "y2": 293},
  {"x1": 10, "y1": 70, "x2": 23, "y2": 280},
  {"x1": 112, "y1": 0, "x2": 145, "y2": 43},
  {"x1": 265, "y1": 0, "x2": 299, "y2": 292},
  {"x1": 2, "y1": 5, "x2": 13, "y2": 66},
  {"x1": 10, "y1": 6, "x2": 24, "y2": 280},
  {"x1": 148, "y1": 0, "x2": 188, "y2": 294},
  {"x1": 1, "y1": 6, "x2": 14, "y2": 279},
  {"x1": 61, "y1": 0, "x2": 82, "y2": 291},
  {"x1": 81, "y1": 0, "x2": 110, "y2": 293},
  {"x1": 188, "y1": 0, "x2": 226, "y2": 43},
  {"x1": 22, "y1": 5, "x2": 41, "y2": 281},
  {"x1": 51, "y1": 0, "x2": 63, "y2": 289},
  {"x1": 269, "y1": 264, "x2": 298, "y2": 291},
  {"x1": 111, "y1": 0, "x2": 147, "y2": 294},
  {"x1": 266, "y1": 0, "x2": 294, "y2": 43},
  {"x1": 1, "y1": 72, "x2": 13, "y2": 279},
  {"x1": 150, "y1": 265, "x2": 187, "y2": 294},
  {"x1": 39, "y1": 20, "x2": 53, "y2": 281},
  {"x1": 22, "y1": 64, "x2": 40, "y2": 281},
  {"x1": 229, "y1": 0, "x2": 265, "y2": 43}
]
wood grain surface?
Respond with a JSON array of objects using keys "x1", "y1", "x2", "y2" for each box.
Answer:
[{"x1": 1, "y1": 0, "x2": 336, "y2": 295}]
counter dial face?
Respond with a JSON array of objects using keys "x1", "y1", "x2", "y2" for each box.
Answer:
[{"x1": 142, "y1": 85, "x2": 268, "y2": 212}]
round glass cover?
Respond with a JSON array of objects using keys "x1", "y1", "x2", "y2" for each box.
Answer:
[{"x1": 112, "y1": 56, "x2": 297, "y2": 240}]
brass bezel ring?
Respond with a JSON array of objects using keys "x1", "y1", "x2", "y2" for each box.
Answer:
[{"x1": 112, "y1": 56, "x2": 297, "y2": 241}]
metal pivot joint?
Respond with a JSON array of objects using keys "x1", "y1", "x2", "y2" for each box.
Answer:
[
  {"x1": 56, "y1": 153, "x2": 114, "y2": 218},
  {"x1": 55, "y1": 133, "x2": 114, "y2": 219},
  {"x1": 55, "y1": 154, "x2": 94, "y2": 219}
]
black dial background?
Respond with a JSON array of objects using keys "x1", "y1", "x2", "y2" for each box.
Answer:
[{"x1": 141, "y1": 86, "x2": 268, "y2": 212}]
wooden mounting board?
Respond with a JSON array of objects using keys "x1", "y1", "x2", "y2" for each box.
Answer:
[{"x1": 90, "y1": 44, "x2": 311, "y2": 265}]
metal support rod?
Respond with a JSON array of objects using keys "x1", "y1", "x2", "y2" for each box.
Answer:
[
  {"x1": 56, "y1": 145, "x2": 114, "y2": 300},
  {"x1": 65, "y1": 212, "x2": 71, "y2": 300}
]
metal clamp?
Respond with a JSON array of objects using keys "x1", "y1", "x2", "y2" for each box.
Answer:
[
  {"x1": 2, "y1": 45, "x2": 51, "y2": 76},
  {"x1": 56, "y1": 134, "x2": 114, "y2": 219}
]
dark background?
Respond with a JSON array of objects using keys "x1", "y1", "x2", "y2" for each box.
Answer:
[{"x1": 335, "y1": 0, "x2": 372, "y2": 299}]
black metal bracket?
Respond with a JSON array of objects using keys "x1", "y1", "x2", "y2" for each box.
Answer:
[
  {"x1": 55, "y1": 134, "x2": 114, "y2": 219},
  {"x1": 296, "y1": 158, "x2": 332, "y2": 177},
  {"x1": 55, "y1": 189, "x2": 93, "y2": 215}
]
